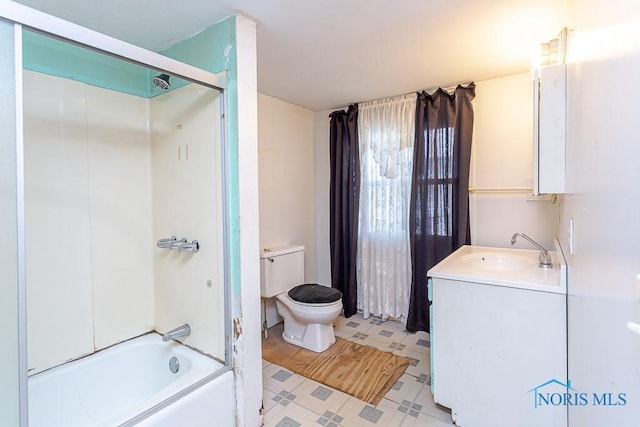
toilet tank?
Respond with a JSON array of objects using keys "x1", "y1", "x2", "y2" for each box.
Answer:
[{"x1": 260, "y1": 245, "x2": 304, "y2": 298}]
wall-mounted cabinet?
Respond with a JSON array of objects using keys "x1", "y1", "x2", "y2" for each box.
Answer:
[{"x1": 533, "y1": 64, "x2": 567, "y2": 194}]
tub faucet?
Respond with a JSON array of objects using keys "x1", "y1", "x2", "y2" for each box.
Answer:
[
  {"x1": 162, "y1": 323, "x2": 191, "y2": 341},
  {"x1": 510, "y1": 232, "x2": 553, "y2": 268}
]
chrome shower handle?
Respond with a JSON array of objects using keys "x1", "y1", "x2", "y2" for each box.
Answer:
[
  {"x1": 177, "y1": 240, "x2": 199, "y2": 253},
  {"x1": 157, "y1": 236, "x2": 177, "y2": 248},
  {"x1": 157, "y1": 236, "x2": 199, "y2": 253},
  {"x1": 169, "y1": 238, "x2": 188, "y2": 250}
]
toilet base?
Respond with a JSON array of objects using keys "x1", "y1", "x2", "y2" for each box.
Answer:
[
  {"x1": 281, "y1": 322, "x2": 336, "y2": 353},
  {"x1": 275, "y1": 292, "x2": 342, "y2": 353}
]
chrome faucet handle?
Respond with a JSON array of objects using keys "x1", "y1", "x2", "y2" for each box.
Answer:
[
  {"x1": 157, "y1": 236, "x2": 177, "y2": 248},
  {"x1": 178, "y1": 240, "x2": 199, "y2": 253},
  {"x1": 158, "y1": 237, "x2": 199, "y2": 253},
  {"x1": 169, "y1": 238, "x2": 188, "y2": 250},
  {"x1": 538, "y1": 251, "x2": 553, "y2": 269}
]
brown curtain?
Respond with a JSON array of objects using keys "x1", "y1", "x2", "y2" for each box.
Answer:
[
  {"x1": 406, "y1": 84, "x2": 475, "y2": 332},
  {"x1": 329, "y1": 104, "x2": 360, "y2": 317}
]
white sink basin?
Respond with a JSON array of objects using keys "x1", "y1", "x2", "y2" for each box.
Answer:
[
  {"x1": 427, "y1": 243, "x2": 567, "y2": 294},
  {"x1": 460, "y1": 252, "x2": 536, "y2": 272}
]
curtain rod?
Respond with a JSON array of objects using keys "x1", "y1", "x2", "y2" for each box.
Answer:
[
  {"x1": 333, "y1": 82, "x2": 474, "y2": 112},
  {"x1": 424, "y1": 82, "x2": 474, "y2": 95}
]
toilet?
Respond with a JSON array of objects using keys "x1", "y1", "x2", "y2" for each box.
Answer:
[{"x1": 260, "y1": 245, "x2": 343, "y2": 352}]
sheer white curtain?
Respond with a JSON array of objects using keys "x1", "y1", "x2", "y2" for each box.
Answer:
[{"x1": 356, "y1": 93, "x2": 416, "y2": 321}]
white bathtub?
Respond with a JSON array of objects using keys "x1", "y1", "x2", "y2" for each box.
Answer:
[{"x1": 28, "y1": 333, "x2": 233, "y2": 426}]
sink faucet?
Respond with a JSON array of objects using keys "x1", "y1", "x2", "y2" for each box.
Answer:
[
  {"x1": 510, "y1": 233, "x2": 553, "y2": 268},
  {"x1": 162, "y1": 323, "x2": 191, "y2": 342}
]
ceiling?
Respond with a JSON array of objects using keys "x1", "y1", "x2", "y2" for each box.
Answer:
[{"x1": 13, "y1": 0, "x2": 566, "y2": 111}]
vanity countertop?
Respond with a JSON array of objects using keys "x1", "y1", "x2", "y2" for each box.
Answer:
[{"x1": 427, "y1": 240, "x2": 567, "y2": 294}]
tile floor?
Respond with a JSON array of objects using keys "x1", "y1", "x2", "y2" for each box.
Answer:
[{"x1": 262, "y1": 313, "x2": 455, "y2": 426}]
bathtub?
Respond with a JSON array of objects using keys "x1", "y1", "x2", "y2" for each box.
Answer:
[{"x1": 28, "y1": 333, "x2": 234, "y2": 426}]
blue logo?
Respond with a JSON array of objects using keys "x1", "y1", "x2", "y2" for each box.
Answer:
[{"x1": 528, "y1": 379, "x2": 627, "y2": 408}]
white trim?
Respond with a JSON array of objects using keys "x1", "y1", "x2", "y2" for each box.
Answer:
[
  {"x1": 13, "y1": 22, "x2": 28, "y2": 427},
  {"x1": 233, "y1": 14, "x2": 261, "y2": 427},
  {"x1": 0, "y1": 0, "x2": 226, "y2": 90}
]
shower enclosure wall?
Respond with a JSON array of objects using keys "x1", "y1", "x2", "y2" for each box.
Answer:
[
  {"x1": 24, "y1": 68, "x2": 227, "y2": 372},
  {"x1": 0, "y1": 3, "x2": 235, "y2": 425}
]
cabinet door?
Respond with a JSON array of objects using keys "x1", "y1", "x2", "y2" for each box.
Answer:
[
  {"x1": 431, "y1": 278, "x2": 567, "y2": 427},
  {"x1": 534, "y1": 64, "x2": 566, "y2": 194}
]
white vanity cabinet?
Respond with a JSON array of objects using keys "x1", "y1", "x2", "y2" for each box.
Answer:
[{"x1": 428, "y1": 245, "x2": 567, "y2": 427}]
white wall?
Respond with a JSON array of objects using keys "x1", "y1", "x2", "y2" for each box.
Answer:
[
  {"x1": 470, "y1": 73, "x2": 559, "y2": 250},
  {"x1": 86, "y1": 85, "x2": 155, "y2": 350},
  {"x1": 151, "y1": 83, "x2": 225, "y2": 361},
  {"x1": 24, "y1": 71, "x2": 95, "y2": 373},
  {"x1": 560, "y1": 1, "x2": 640, "y2": 425},
  {"x1": 257, "y1": 94, "x2": 317, "y2": 280},
  {"x1": 24, "y1": 70, "x2": 154, "y2": 373},
  {"x1": 257, "y1": 93, "x2": 317, "y2": 328},
  {"x1": 314, "y1": 109, "x2": 334, "y2": 285}
]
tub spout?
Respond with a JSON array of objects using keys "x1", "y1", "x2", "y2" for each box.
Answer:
[{"x1": 162, "y1": 323, "x2": 191, "y2": 341}]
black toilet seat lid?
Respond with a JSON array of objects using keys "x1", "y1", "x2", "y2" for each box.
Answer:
[{"x1": 288, "y1": 284, "x2": 343, "y2": 304}]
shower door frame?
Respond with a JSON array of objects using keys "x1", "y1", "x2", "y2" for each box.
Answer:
[{"x1": 0, "y1": 1, "x2": 233, "y2": 425}]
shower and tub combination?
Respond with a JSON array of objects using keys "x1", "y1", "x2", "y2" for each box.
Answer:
[{"x1": 1, "y1": 2, "x2": 236, "y2": 425}]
